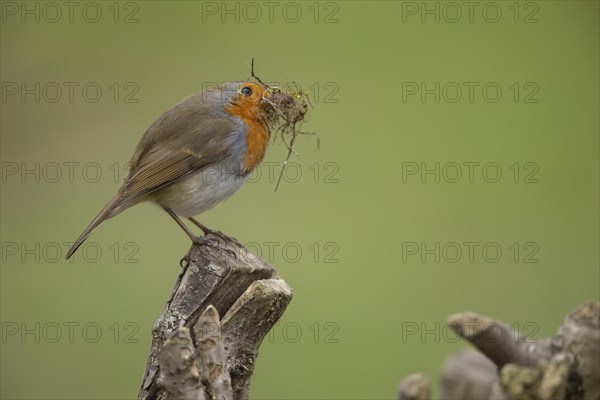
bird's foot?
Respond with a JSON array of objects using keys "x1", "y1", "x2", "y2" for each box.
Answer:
[
  {"x1": 202, "y1": 228, "x2": 243, "y2": 248},
  {"x1": 179, "y1": 235, "x2": 231, "y2": 267},
  {"x1": 188, "y1": 232, "x2": 240, "y2": 260},
  {"x1": 187, "y1": 217, "x2": 243, "y2": 252}
]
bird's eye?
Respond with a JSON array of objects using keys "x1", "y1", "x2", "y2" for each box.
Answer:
[{"x1": 240, "y1": 86, "x2": 253, "y2": 96}]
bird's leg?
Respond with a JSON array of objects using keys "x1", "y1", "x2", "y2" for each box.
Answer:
[
  {"x1": 188, "y1": 217, "x2": 242, "y2": 247},
  {"x1": 186, "y1": 217, "x2": 213, "y2": 236},
  {"x1": 163, "y1": 207, "x2": 232, "y2": 265},
  {"x1": 163, "y1": 207, "x2": 199, "y2": 242}
]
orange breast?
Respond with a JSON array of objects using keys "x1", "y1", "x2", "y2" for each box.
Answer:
[{"x1": 225, "y1": 103, "x2": 269, "y2": 172}]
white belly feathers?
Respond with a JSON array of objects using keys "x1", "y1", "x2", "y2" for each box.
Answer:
[{"x1": 152, "y1": 163, "x2": 247, "y2": 217}]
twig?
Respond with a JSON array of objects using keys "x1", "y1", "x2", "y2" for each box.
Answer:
[{"x1": 248, "y1": 58, "x2": 269, "y2": 89}]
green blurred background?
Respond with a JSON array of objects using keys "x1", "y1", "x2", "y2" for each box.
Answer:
[{"x1": 1, "y1": 1, "x2": 598, "y2": 399}]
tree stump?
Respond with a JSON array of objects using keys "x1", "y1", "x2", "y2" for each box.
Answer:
[{"x1": 138, "y1": 236, "x2": 293, "y2": 400}]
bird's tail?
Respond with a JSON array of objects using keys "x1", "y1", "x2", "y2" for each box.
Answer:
[{"x1": 65, "y1": 196, "x2": 121, "y2": 260}]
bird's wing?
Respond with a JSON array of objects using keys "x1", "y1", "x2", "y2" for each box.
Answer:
[
  {"x1": 119, "y1": 147, "x2": 206, "y2": 201},
  {"x1": 114, "y1": 119, "x2": 238, "y2": 209}
]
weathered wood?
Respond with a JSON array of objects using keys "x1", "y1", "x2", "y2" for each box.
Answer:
[
  {"x1": 157, "y1": 327, "x2": 204, "y2": 400},
  {"x1": 398, "y1": 374, "x2": 430, "y2": 400},
  {"x1": 447, "y1": 312, "x2": 552, "y2": 368},
  {"x1": 439, "y1": 349, "x2": 497, "y2": 400},
  {"x1": 555, "y1": 302, "x2": 599, "y2": 399},
  {"x1": 221, "y1": 279, "x2": 293, "y2": 399},
  {"x1": 193, "y1": 306, "x2": 232, "y2": 400},
  {"x1": 399, "y1": 302, "x2": 600, "y2": 400},
  {"x1": 138, "y1": 236, "x2": 292, "y2": 400}
]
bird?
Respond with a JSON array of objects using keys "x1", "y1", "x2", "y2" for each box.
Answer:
[{"x1": 66, "y1": 81, "x2": 272, "y2": 260}]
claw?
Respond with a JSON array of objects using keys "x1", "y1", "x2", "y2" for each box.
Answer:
[
  {"x1": 180, "y1": 257, "x2": 190, "y2": 269},
  {"x1": 184, "y1": 217, "x2": 242, "y2": 259},
  {"x1": 205, "y1": 228, "x2": 241, "y2": 246},
  {"x1": 189, "y1": 233, "x2": 240, "y2": 259}
]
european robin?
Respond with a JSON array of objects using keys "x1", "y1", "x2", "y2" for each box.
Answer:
[{"x1": 66, "y1": 81, "x2": 271, "y2": 259}]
